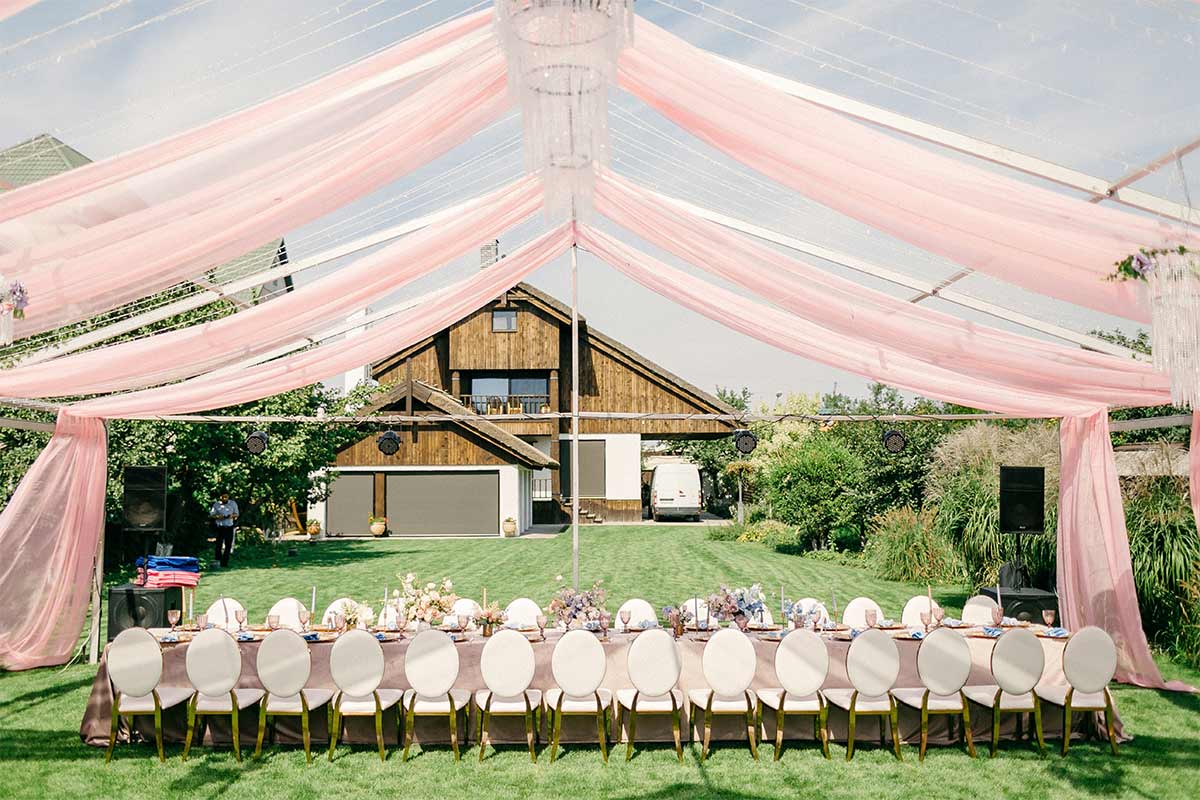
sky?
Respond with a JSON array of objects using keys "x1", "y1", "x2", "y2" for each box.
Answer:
[{"x1": 1, "y1": 0, "x2": 1198, "y2": 407}]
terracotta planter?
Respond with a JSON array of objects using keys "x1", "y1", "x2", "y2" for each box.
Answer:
[
  {"x1": 502, "y1": 518, "x2": 518, "y2": 537},
  {"x1": 369, "y1": 522, "x2": 386, "y2": 536}
]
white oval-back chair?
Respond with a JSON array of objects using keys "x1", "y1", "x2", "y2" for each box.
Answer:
[
  {"x1": 679, "y1": 597, "x2": 713, "y2": 629},
  {"x1": 841, "y1": 597, "x2": 885, "y2": 629},
  {"x1": 901, "y1": 596, "x2": 942, "y2": 628},
  {"x1": 475, "y1": 629, "x2": 541, "y2": 762},
  {"x1": 963, "y1": 627, "x2": 1047, "y2": 756},
  {"x1": 105, "y1": 628, "x2": 192, "y2": 763},
  {"x1": 267, "y1": 598, "x2": 307, "y2": 630},
  {"x1": 822, "y1": 628, "x2": 902, "y2": 761},
  {"x1": 447, "y1": 597, "x2": 484, "y2": 628},
  {"x1": 327, "y1": 628, "x2": 403, "y2": 762},
  {"x1": 893, "y1": 627, "x2": 977, "y2": 760},
  {"x1": 204, "y1": 597, "x2": 246, "y2": 631},
  {"x1": 504, "y1": 598, "x2": 542, "y2": 629},
  {"x1": 544, "y1": 629, "x2": 611, "y2": 763},
  {"x1": 792, "y1": 598, "x2": 830, "y2": 626},
  {"x1": 182, "y1": 628, "x2": 265, "y2": 762},
  {"x1": 1036, "y1": 626, "x2": 1119, "y2": 757},
  {"x1": 402, "y1": 629, "x2": 470, "y2": 761},
  {"x1": 616, "y1": 598, "x2": 657, "y2": 631},
  {"x1": 962, "y1": 594, "x2": 1000, "y2": 625},
  {"x1": 617, "y1": 628, "x2": 685, "y2": 762},
  {"x1": 756, "y1": 629, "x2": 830, "y2": 760},
  {"x1": 321, "y1": 597, "x2": 357, "y2": 628},
  {"x1": 687, "y1": 628, "x2": 759, "y2": 761},
  {"x1": 254, "y1": 629, "x2": 334, "y2": 763}
]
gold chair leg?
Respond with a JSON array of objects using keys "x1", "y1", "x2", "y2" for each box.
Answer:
[
  {"x1": 551, "y1": 703, "x2": 564, "y2": 762},
  {"x1": 254, "y1": 704, "x2": 267, "y2": 759},
  {"x1": 449, "y1": 698, "x2": 460, "y2": 762},
  {"x1": 819, "y1": 704, "x2": 830, "y2": 759},
  {"x1": 961, "y1": 694, "x2": 976, "y2": 758},
  {"x1": 625, "y1": 706, "x2": 637, "y2": 762},
  {"x1": 478, "y1": 708, "x2": 490, "y2": 763},
  {"x1": 701, "y1": 704, "x2": 713, "y2": 761},
  {"x1": 846, "y1": 707, "x2": 857, "y2": 761},
  {"x1": 774, "y1": 705, "x2": 785, "y2": 761},
  {"x1": 328, "y1": 705, "x2": 340, "y2": 762},
  {"x1": 375, "y1": 710, "x2": 386, "y2": 763},
  {"x1": 671, "y1": 702, "x2": 683, "y2": 763},
  {"x1": 231, "y1": 691, "x2": 242, "y2": 763},
  {"x1": 302, "y1": 707, "x2": 312, "y2": 764},
  {"x1": 746, "y1": 694, "x2": 759, "y2": 761},
  {"x1": 991, "y1": 703, "x2": 1001, "y2": 757},
  {"x1": 525, "y1": 707, "x2": 537, "y2": 763},
  {"x1": 105, "y1": 696, "x2": 120, "y2": 765},
  {"x1": 1062, "y1": 699, "x2": 1072, "y2": 757},
  {"x1": 596, "y1": 707, "x2": 609, "y2": 764},
  {"x1": 182, "y1": 696, "x2": 197, "y2": 762},
  {"x1": 1033, "y1": 696, "x2": 1046, "y2": 756},
  {"x1": 919, "y1": 707, "x2": 929, "y2": 762},
  {"x1": 1104, "y1": 692, "x2": 1119, "y2": 757},
  {"x1": 890, "y1": 703, "x2": 903, "y2": 761},
  {"x1": 402, "y1": 704, "x2": 416, "y2": 762}
]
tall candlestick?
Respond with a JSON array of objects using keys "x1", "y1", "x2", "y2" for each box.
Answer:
[
  {"x1": 927, "y1": 583, "x2": 933, "y2": 616},
  {"x1": 996, "y1": 584, "x2": 1002, "y2": 611},
  {"x1": 482, "y1": 587, "x2": 487, "y2": 608},
  {"x1": 311, "y1": 586, "x2": 316, "y2": 614}
]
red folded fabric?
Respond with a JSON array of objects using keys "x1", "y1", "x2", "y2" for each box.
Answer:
[{"x1": 144, "y1": 570, "x2": 200, "y2": 588}]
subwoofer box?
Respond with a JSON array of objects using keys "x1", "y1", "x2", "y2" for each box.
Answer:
[{"x1": 107, "y1": 584, "x2": 184, "y2": 641}]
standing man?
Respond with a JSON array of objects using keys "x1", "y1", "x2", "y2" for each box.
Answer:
[{"x1": 209, "y1": 491, "x2": 239, "y2": 568}]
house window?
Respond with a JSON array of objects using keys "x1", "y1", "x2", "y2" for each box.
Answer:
[{"x1": 492, "y1": 309, "x2": 517, "y2": 332}]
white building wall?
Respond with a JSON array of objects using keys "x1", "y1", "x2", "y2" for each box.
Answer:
[{"x1": 558, "y1": 432, "x2": 642, "y2": 501}]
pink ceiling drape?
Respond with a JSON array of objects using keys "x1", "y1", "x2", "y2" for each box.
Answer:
[
  {"x1": 576, "y1": 223, "x2": 1180, "y2": 689},
  {"x1": 0, "y1": 226, "x2": 570, "y2": 669},
  {"x1": 1, "y1": 35, "x2": 511, "y2": 337},
  {"x1": 0, "y1": 0, "x2": 38, "y2": 23},
  {"x1": 0, "y1": 176, "x2": 543, "y2": 397},
  {"x1": 619, "y1": 19, "x2": 1200, "y2": 322}
]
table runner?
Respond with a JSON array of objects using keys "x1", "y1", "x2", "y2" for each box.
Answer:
[{"x1": 81, "y1": 629, "x2": 1120, "y2": 751}]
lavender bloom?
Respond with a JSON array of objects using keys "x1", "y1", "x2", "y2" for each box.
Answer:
[{"x1": 1132, "y1": 252, "x2": 1153, "y2": 275}]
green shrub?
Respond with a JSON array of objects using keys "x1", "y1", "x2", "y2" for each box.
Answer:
[
  {"x1": 759, "y1": 435, "x2": 864, "y2": 550},
  {"x1": 801, "y1": 548, "x2": 865, "y2": 567},
  {"x1": 735, "y1": 520, "x2": 799, "y2": 551},
  {"x1": 705, "y1": 524, "x2": 743, "y2": 542},
  {"x1": 864, "y1": 506, "x2": 962, "y2": 583}
]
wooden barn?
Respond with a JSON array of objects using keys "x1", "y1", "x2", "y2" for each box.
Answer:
[{"x1": 311, "y1": 281, "x2": 735, "y2": 537}]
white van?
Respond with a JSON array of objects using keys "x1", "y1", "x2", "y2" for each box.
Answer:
[{"x1": 650, "y1": 463, "x2": 703, "y2": 522}]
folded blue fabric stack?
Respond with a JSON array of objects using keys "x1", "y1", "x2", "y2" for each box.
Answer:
[
  {"x1": 135, "y1": 555, "x2": 200, "y2": 572},
  {"x1": 302, "y1": 632, "x2": 320, "y2": 642},
  {"x1": 981, "y1": 626, "x2": 1004, "y2": 638}
]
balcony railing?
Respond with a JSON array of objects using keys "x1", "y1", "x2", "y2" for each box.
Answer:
[
  {"x1": 461, "y1": 394, "x2": 551, "y2": 415},
  {"x1": 532, "y1": 478, "x2": 554, "y2": 500}
]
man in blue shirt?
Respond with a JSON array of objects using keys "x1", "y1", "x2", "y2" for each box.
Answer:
[{"x1": 209, "y1": 492, "x2": 239, "y2": 568}]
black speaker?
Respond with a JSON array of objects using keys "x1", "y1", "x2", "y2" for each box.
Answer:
[
  {"x1": 107, "y1": 584, "x2": 183, "y2": 641},
  {"x1": 980, "y1": 587, "x2": 1058, "y2": 624},
  {"x1": 123, "y1": 465, "x2": 166, "y2": 532},
  {"x1": 999, "y1": 466, "x2": 1045, "y2": 534}
]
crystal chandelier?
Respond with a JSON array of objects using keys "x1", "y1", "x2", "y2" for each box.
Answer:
[
  {"x1": 1145, "y1": 248, "x2": 1200, "y2": 408},
  {"x1": 495, "y1": 0, "x2": 634, "y2": 222}
]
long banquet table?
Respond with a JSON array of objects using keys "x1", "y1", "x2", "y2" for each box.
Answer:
[{"x1": 81, "y1": 626, "x2": 1121, "y2": 751}]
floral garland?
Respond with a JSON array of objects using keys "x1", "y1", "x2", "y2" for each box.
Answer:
[
  {"x1": 546, "y1": 578, "x2": 608, "y2": 627},
  {"x1": 0, "y1": 277, "x2": 28, "y2": 347},
  {"x1": 1107, "y1": 245, "x2": 1192, "y2": 282},
  {"x1": 395, "y1": 573, "x2": 458, "y2": 624}
]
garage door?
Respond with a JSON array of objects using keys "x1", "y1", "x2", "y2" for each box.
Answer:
[
  {"x1": 385, "y1": 471, "x2": 499, "y2": 536},
  {"x1": 325, "y1": 473, "x2": 374, "y2": 536}
]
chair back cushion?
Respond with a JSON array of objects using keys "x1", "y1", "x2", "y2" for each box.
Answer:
[
  {"x1": 553, "y1": 629, "x2": 607, "y2": 696},
  {"x1": 961, "y1": 594, "x2": 999, "y2": 625},
  {"x1": 901, "y1": 595, "x2": 941, "y2": 627},
  {"x1": 185, "y1": 628, "x2": 242, "y2": 696},
  {"x1": 204, "y1": 598, "x2": 245, "y2": 631},
  {"x1": 846, "y1": 628, "x2": 899, "y2": 696},
  {"x1": 627, "y1": 628, "x2": 682, "y2": 697},
  {"x1": 991, "y1": 627, "x2": 1045, "y2": 696},
  {"x1": 267, "y1": 598, "x2": 307, "y2": 630},
  {"x1": 322, "y1": 597, "x2": 358, "y2": 627},
  {"x1": 257, "y1": 629, "x2": 311, "y2": 697},
  {"x1": 329, "y1": 629, "x2": 384, "y2": 697},
  {"x1": 616, "y1": 598, "x2": 658, "y2": 630},
  {"x1": 841, "y1": 596, "x2": 884, "y2": 628},
  {"x1": 702, "y1": 629, "x2": 756, "y2": 695},
  {"x1": 504, "y1": 598, "x2": 542, "y2": 628},
  {"x1": 480, "y1": 629, "x2": 535, "y2": 697},
  {"x1": 1063, "y1": 626, "x2": 1117, "y2": 694},
  {"x1": 916, "y1": 627, "x2": 971, "y2": 696},
  {"x1": 109, "y1": 628, "x2": 163, "y2": 698},
  {"x1": 405, "y1": 629, "x2": 460, "y2": 697},
  {"x1": 774, "y1": 629, "x2": 828, "y2": 697}
]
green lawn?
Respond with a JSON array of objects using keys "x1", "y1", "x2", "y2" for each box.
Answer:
[{"x1": 2, "y1": 526, "x2": 1198, "y2": 800}]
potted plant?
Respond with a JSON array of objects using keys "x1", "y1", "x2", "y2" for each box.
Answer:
[
  {"x1": 368, "y1": 515, "x2": 387, "y2": 536},
  {"x1": 306, "y1": 518, "x2": 321, "y2": 537},
  {"x1": 502, "y1": 516, "x2": 518, "y2": 537}
]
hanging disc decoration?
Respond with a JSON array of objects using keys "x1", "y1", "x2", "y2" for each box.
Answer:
[{"x1": 496, "y1": 0, "x2": 635, "y2": 222}]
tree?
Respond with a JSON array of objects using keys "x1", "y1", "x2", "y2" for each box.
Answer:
[{"x1": 759, "y1": 434, "x2": 864, "y2": 550}]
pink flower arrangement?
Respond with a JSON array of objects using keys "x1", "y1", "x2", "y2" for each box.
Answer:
[
  {"x1": 396, "y1": 572, "x2": 458, "y2": 624},
  {"x1": 546, "y1": 578, "x2": 608, "y2": 628}
]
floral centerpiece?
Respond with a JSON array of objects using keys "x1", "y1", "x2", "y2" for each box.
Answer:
[
  {"x1": 708, "y1": 583, "x2": 767, "y2": 629},
  {"x1": 546, "y1": 578, "x2": 608, "y2": 629},
  {"x1": 395, "y1": 573, "x2": 458, "y2": 627},
  {"x1": 661, "y1": 604, "x2": 695, "y2": 638},
  {"x1": 1107, "y1": 245, "x2": 1199, "y2": 407},
  {"x1": 339, "y1": 599, "x2": 376, "y2": 630},
  {"x1": 0, "y1": 277, "x2": 28, "y2": 347},
  {"x1": 477, "y1": 601, "x2": 506, "y2": 636}
]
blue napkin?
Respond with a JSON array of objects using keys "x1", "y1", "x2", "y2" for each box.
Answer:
[
  {"x1": 1044, "y1": 627, "x2": 1069, "y2": 638},
  {"x1": 1001, "y1": 616, "x2": 1020, "y2": 626},
  {"x1": 159, "y1": 633, "x2": 178, "y2": 643},
  {"x1": 909, "y1": 630, "x2": 925, "y2": 640},
  {"x1": 375, "y1": 632, "x2": 387, "y2": 641},
  {"x1": 942, "y1": 618, "x2": 964, "y2": 628},
  {"x1": 981, "y1": 626, "x2": 1003, "y2": 638},
  {"x1": 236, "y1": 632, "x2": 254, "y2": 642},
  {"x1": 849, "y1": 628, "x2": 862, "y2": 639},
  {"x1": 301, "y1": 632, "x2": 319, "y2": 642},
  {"x1": 638, "y1": 620, "x2": 656, "y2": 629}
]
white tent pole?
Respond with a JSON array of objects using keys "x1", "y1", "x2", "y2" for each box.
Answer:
[
  {"x1": 715, "y1": 54, "x2": 1200, "y2": 227},
  {"x1": 87, "y1": 419, "x2": 108, "y2": 665},
  {"x1": 570, "y1": 240, "x2": 581, "y2": 591}
]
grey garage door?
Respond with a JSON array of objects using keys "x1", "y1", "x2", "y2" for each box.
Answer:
[
  {"x1": 326, "y1": 473, "x2": 374, "y2": 536},
  {"x1": 385, "y1": 471, "x2": 499, "y2": 536}
]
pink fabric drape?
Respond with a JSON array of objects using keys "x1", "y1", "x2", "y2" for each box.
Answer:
[
  {"x1": 0, "y1": 412, "x2": 107, "y2": 670},
  {"x1": 1059, "y1": 413, "x2": 1191, "y2": 690},
  {"x1": 0, "y1": 0, "x2": 38, "y2": 22},
  {"x1": 619, "y1": 20, "x2": 1200, "y2": 321},
  {"x1": 594, "y1": 171, "x2": 1172, "y2": 408},
  {"x1": 2, "y1": 38, "x2": 510, "y2": 337},
  {"x1": 0, "y1": 11, "x2": 490, "y2": 224},
  {"x1": 0, "y1": 177, "x2": 543, "y2": 397}
]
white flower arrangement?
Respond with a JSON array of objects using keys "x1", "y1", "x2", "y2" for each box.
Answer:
[{"x1": 395, "y1": 572, "x2": 458, "y2": 624}]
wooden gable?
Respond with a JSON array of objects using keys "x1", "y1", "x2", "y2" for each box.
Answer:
[{"x1": 447, "y1": 297, "x2": 560, "y2": 371}]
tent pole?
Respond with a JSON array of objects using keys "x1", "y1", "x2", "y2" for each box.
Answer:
[
  {"x1": 570, "y1": 241, "x2": 580, "y2": 591},
  {"x1": 88, "y1": 421, "x2": 108, "y2": 664}
]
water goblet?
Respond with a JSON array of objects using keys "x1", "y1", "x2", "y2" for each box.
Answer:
[
  {"x1": 235, "y1": 608, "x2": 247, "y2": 633},
  {"x1": 167, "y1": 609, "x2": 181, "y2": 632},
  {"x1": 619, "y1": 609, "x2": 632, "y2": 630},
  {"x1": 298, "y1": 608, "x2": 311, "y2": 632},
  {"x1": 919, "y1": 611, "x2": 931, "y2": 633},
  {"x1": 600, "y1": 612, "x2": 611, "y2": 638},
  {"x1": 334, "y1": 613, "x2": 346, "y2": 633},
  {"x1": 536, "y1": 614, "x2": 547, "y2": 638},
  {"x1": 1042, "y1": 609, "x2": 1056, "y2": 627},
  {"x1": 865, "y1": 609, "x2": 878, "y2": 628},
  {"x1": 457, "y1": 614, "x2": 470, "y2": 631},
  {"x1": 195, "y1": 613, "x2": 208, "y2": 630},
  {"x1": 267, "y1": 614, "x2": 280, "y2": 631},
  {"x1": 991, "y1": 606, "x2": 1004, "y2": 626},
  {"x1": 933, "y1": 607, "x2": 945, "y2": 626}
]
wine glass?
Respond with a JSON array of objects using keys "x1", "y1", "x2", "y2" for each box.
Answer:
[
  {"x1": 619, "y1": 609, "x2": 632, "y2": 631},
  {"x1": 536, "y1": 614, "x2": 547, "y2": 638},
  {"x1": 396, "y1": 611, "x2": 408, "y2": 638},
  {"x1": 600, "y1": 612, "x2": 611, "y2": 638},
  {"x1": 919, "y1": 611, "x2": 931, "y2": 633},
  {"x1": 865, "y1": 609, "x2": 878, "y2": 628},
  {"x1": 933, "y1": 607, "x2": 945, "y2": 627},
  {"x1": 298, "y1": 608, "x2": 311, "y2": 632},
  {"x1": 334, "y1": 612, "x2": 346, "y2": 633},
  {"x1": 195, "y1": 613, "x2": 208, "y2": 630},
  {"x1": 267, "y1": 614, "x2": 280, "y2": 631},
  {"x1": 1042, "y1": 609, "x2": 1056, "y2": 627},
  {"x1": 991, "y1": 606, "x2": 1004, "y2": 626},
  {"x1": 235, "y1": 608, "x2": 247, "y2": 633},
  {"x1": 457, "y1": 614, "x2": 470, "y2": 631},
  {"x1": 167, "y1": 609, "x2": 181, "y2": 632}
]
